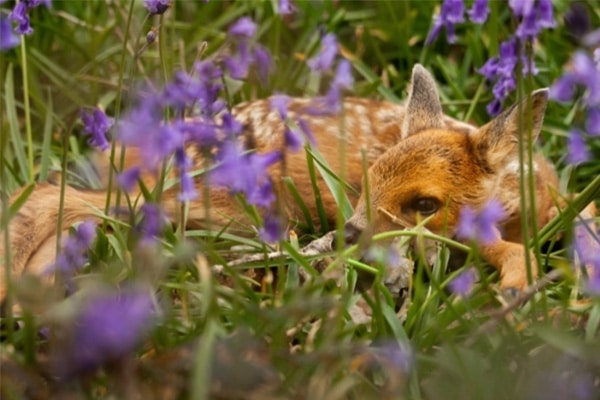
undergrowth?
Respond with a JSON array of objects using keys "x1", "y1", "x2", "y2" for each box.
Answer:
[{"x1": 1, "y1": 1, "x2": 599, "y2": 399}]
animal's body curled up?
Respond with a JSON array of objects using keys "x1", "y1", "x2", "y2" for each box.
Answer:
[{"x1": 0, "y1": 65, "x2": 577, "y2": 302}]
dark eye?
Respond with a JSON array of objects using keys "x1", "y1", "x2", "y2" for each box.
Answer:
[{"x1": 412, "y1": 198, "x2": 439, "y2": 215}]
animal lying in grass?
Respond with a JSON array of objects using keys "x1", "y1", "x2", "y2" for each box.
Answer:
[{"x1": 0, "y1": 64, "x2": 591, "y2": 304}]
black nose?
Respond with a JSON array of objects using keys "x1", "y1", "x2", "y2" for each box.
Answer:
[{"x1": 344, "y1": 222, "x2": 362, "y2": 246}]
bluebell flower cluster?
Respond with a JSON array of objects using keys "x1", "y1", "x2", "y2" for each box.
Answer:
[
  {"x1": 209, "y1": 141, "x2": 281, "y2": 208},
  {"x1": 456, "y1": 199, "x2": 505, "y2": 245},
  {"x1": 136, "y1": 203, "x2": 167, "y2": 243},
  {"x1": 143, "y1": 0, "x2": 171, "y2": 15},
  {"x1": 425, "y1": 0, "x2": 492, "y2": 45},
  {"x1": 478, "y1": 0, "x2": 555, "y2": 115},
  {"x1": 270, "y1": 94, "x2": 315, "y2": 152},
  {"x1": 223, "y1": 17, "x2": 273, "y2": 85},
  {"x1": 426, "y1": 0, "x2": 556, "y2": 116},
  {"x1": 53, "y1": 285, "x2": 158, "y2": 377},
  {"x1": 114, "y1": 17, "x2": 282, "y2": 241},
  {"x1": 307, "y1": 33, "x2": 355, "y2": 114},
  {"x1": 3, "y1": 0, "x2": 51, "y2": 39},
  {"x1": 550, "y1": 50, "x2": 600, "y2": 164},
  {"x1": 80, "y1": 108, "x2": 113, "y2": 151},
  {"x1": 47, "y1": 220, "x2": 97, "y2": 277},
  {"x1": 572, "y1": 221, "x2": 600, "y2": 295},
  {"x1": 425, "y1": 0, "x2": 465, "y2": 45},
  {"x1": 276, "y1": 0, "x2": 295, "y2": 16}
]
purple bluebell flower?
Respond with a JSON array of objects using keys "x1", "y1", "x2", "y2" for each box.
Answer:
[
  {"x1": 371, "y1": 341, "x2": 413, "y2": 374},
  {"x1": 137, "y1": 203, "x2": 165, "y2": 242},
  {"x1": 119, "y1": 96, "x2": 182, "y2": 170},
  {"x1": 564, "y1": 3, "x2": 591, "y2": 39},
  {"x1": 0, "y1": 16, "x2": 20, "y2": 50},
  {"x1": 486, "y1": 99, "x2": 502, "y2": 117},
  {"x1": 512, "y1": 0, "x2": 557, "y2": 41},
  {"x1": 162, "y1": 70, "x2": 203, "y2": 110},
  {"x1": 425, "y1": 0, "x2": 465, "y2": 45},
  {"x1": 478, "y1": 38, "x2": 528, "y2": 116},
  {"x1": 270, "y1": 94, "x2": 290, "y2": 120},
  {"x1": 228, "y1": 16, "x2": 257, "y2": 38},
  {"x1": 194, "y1": 61, "x2": 225, "y2": 117},
  {"x1": 210, "y1": 141, "x2": 281, "y2": 208},
  {"x1": 175, "y1": 147, "x2": 198, "y2": 202},
  {"x1": 535, "y1": 0, "x2": 556, "y2": 29},
  {"x1": 9, "y1": 2, "x2": 33, "y2": 35},
  {"x1": 474, "y1": 0, "x2": 555, "y2": 115},
  {"x1": 310, "y1": 59, "x2": 355, "y2": 115},
  {"x1": 332, "y1": 59, "x2": 353, "y2": 89},
  {"x1": 573, "y1": 217, "x2": 600, "y2": 296},
  {"x1": 586, "y1": 107, "x2": 600, "y2": 135},
  {"x1": 117, "y1": 167, "x2": 141, "y2": 192},
  {"x1": 307, "y1": 33, "x2": 338, "y2": 72},
  {"x1": 144, "y1": 0, "x2": 171, "y2": 15},
  {"x1": 81, "y1": 108, "x2": 113, "y2": 151},
  {"x1": 508, "y1": 0, "x2": 534, "y2": 18},
  {"x1": 181, "y1": 119, "x2": 220, "y2": 147},
  {"x1": 178, "y1": 170, "x2": 197, "y2": 202},
  {"x1": 549, "y1": 74, "x2": 576, "y2": 103},
  {"x1": 27, "y1": 0, "x2": 52, "y2": 7},
  {"x1": 456, "y1": 199, "x2": 505, "y2": 244},
  {"x1": 253, "y1": 45, "x2": 273, "y2": 85},
  {"x1": 48, "y1": 220, "x2": 97, "y2": 276},
  {"x1": 224, "y1": 40, "x2": 253, "y2": 80},
  {"x1": 259, "y1": 214, "x2": 284, "y2": 243},
  {"x1": 53, "y1": 286, "x2": 158, "y2": 377},
  {"x1": 284, "y1": 126, "x2": 304, "y2": 152},
  {"x1": 567, "y1": 130, "x2": 590, "y2": 165},
  {"x1": 449, "y1": 268, "x2": 478, "y2": 296},
  {"x1": 220, "y1": 112, "x2": 243, "y2": 137},
  {"x1": 296, "y1": 118, "x2": 316, "y2": 146},
  {"x1": 277, "y1": 0, "x2": 295, "y2": 15},
  {"x1": 572, "y1": 220, "x2": 600, "y2": 296},
  {"x1": 467, "y1": 0, "x2": 489, "y2": 24},
  {"x1": 270, "y1": 96, "x2": 315, "y2": 151},
  {"x1": 550, "y1": 52, "x2": 600, "y2": 107}
]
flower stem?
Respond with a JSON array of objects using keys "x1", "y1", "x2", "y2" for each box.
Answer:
[
  {"x1": 19, "y1": 38, "x2": 33, "y2": 182},
  {"x1": 104, "y1": 0, "x2": 136, "y2": 219}
]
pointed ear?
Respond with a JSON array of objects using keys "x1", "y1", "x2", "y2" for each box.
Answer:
[
  {"x1": 401, "y1": 64, "x2": 445, "y2": 138},
  {"x1": 471, "y1": 89, "x2": 549, "y2": 169}
]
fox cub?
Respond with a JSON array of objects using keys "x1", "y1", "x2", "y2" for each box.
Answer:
[{"x1": 0, "y1": 64, "x2": 574, "y2": 302}]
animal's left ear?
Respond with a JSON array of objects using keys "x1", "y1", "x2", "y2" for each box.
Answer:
[
  {"x1": 401, "y1": 64, "x2": 445, "y2": 138},
  {"x1": 470, "y1": 89, "x2": 548, "y2": 170}
]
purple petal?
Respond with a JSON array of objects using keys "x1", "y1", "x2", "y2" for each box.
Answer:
[
  {"x1": 117, "y1": 167, "x2": 141, "y2": 192},
  {"x1": 467, "y1": 0, "x2": 489, "y2": 24},
  {"x1": 449, "y1": 268, "x2": 478, "y2": 296},
  {"x1": 586, "y1": 107, "x2": 600, "y2": 136},
  {"x1": 270, "y1": 94, "x2": 290, "y2": 120},
  {"x1": 567, "y1": 130, "x2": 590, "y2": 165},
  {"x1": 307, "y1": 33, "x2": 338, "y2": 72},
  {"x1": 228, "y1": 16, "x2": 257, "y2": 38},
  {"x1": 0, "y1": 16, "x2": 20, "y2": 50}
]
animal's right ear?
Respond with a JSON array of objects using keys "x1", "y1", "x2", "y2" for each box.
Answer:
[
  {"x1": 470, "y1": 89, "x2": 549, "y2": 170},
  {"x1": 401, "y1": 64, "x2": 445, "y2": 138}
]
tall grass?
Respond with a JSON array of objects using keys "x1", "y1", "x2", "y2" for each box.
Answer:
[{"x1": 1, "y1": 1, "x2": 599, "y2": 399}]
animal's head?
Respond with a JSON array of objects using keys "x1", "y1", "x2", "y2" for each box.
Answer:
[{"x1": 344, "y1": 64, "x2": 548, "y2": 243}]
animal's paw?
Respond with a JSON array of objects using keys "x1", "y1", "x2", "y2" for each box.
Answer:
[{"x1": 497, "y1": 245, "x2": 538, "y2": 291}]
